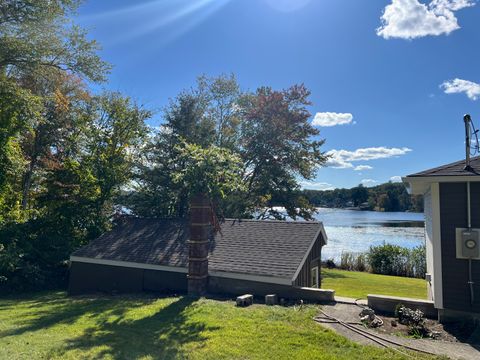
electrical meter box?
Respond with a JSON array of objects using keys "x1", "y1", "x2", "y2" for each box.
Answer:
[{"x1": 456, "y1": 228, "x2": 480, "y2": 259}]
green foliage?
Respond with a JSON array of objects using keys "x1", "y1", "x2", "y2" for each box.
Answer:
[
  {"x1": 130, "y1": 78, "x2": 327, "y2": 220},
  {"x1": 0, "y1": 77, "x2": 41, "y2": 184},
  {"x1": 0, "y1": 77, "x2": 42, "y2": 224},
  {"x1": 337, "y1": 245, "x2": 426, "y2": 279},
  {"x1": 0, "y1": 92, "x2": 150, "y2": 291},
  {"x1": 172, "y1": 141, "x2": 246, "y2": 203},
  {"x1": 241, "y1": 85, "x2": 327, "y2": 220},
  {"x1": 0, "y1": 0, "x2": 110, "y2": 82},
  {"x1": 339, "y1": 252, "x2": 369, "y2": 272},
  {"x1": 368, "y1": 244, "x2": 426, "y2": 278}
]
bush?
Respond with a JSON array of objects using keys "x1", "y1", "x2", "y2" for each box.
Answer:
[
  {"x1": 339, "y1": 252, "x2": 369, "y2": 272},
  {"x1": 334, "y1": 244, "x2": 426, "y2": 279},
  {"x1": 324, "y1": 259, "x2": 336, "y2": 269},
  {"x1": 368, "y1": 244, "x2": 403, "y2": 275},
  {"x1": 368, "y1": 244, "x2": 426, "y2": 278}
]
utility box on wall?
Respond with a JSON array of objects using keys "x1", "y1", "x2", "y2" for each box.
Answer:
[{"x1": 456, "y1": 228, "x2": 480, "y2": 259}]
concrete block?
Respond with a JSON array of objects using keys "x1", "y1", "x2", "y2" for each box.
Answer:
[
  {"x1": 265, "y1": 294, "x2": 278, "y2": 305},
  {"x1": 367, "y1": 294, "x2": 437, "y2": 319},
  {"x1": 292, "y1": 287, "x2": 335, "y2": 302},
  {"x1": 236, "y1": 294, "x2": 253, "y2": 307}
]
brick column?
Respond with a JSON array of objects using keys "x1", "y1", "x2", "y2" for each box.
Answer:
[{"x1": 188, "y1": 193, "x2": 211, "y2": 296}]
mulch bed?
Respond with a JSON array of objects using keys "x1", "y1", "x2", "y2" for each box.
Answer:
[{"x1": 372, "y1": 313, "x2": 478, "y2": 343}]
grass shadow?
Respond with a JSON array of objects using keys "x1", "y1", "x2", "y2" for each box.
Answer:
[
  {"x1": 321, "y1": 270, "x2": 348, "y2": 279},
  {"x1": 0, "y1": 292, "x2": 155, "y2": 338},
  {"x1": 55, "y1": 296, "x2": 217, "y2": 359}
]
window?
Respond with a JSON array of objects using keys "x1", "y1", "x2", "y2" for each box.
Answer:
[{"x1": 310, "y1": 266, "x2": 319, "y2": 288}]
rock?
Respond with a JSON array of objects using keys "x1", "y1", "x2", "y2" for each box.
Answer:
[
  {"x1": 370, "y1": 318, "x2": 383, "y2": 328},
  {"x1": 359, "y1": 307, "x2": 376, "y2": 322},
  {"x1": 265, "y1": 294, "x2": 278, "y2": 306},
  {"x1": 359, "y1": 307, "x2": 382, "y2": 328},
  {"x1": 236, "y1": 294, "x2": 253, "y2": 307}
]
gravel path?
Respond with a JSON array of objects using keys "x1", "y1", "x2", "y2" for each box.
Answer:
[{"x1": 318, "y1": 302, "x2": 480, "y2": 360}]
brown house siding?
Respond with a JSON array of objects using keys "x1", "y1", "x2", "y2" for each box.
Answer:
[
  {"x1": 68, "y1": 262, "x2": 187, "y2": 295},
  {"x1": 440, "y1": 182, "x2": 480, "y2": 313},
  {"x1": 293, "y1": 236, "x2": 322, "y2": 287}
]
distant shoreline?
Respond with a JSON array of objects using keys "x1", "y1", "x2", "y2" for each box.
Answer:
[{"x1": 314, "y1": 206, "x2": 423, "y2": 214}]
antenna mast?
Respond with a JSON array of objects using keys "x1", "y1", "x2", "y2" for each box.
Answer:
[{"x1": 464, "y1": 114, "x2": 472, "y2": 171}]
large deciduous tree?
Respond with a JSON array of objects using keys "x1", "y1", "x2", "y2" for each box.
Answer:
[
  {"x1": 240, "y1": 85, "x2": 327, "y2": 219},
  {"x1": 129, "y1": 76, "x2": 327, "y2": 220}
]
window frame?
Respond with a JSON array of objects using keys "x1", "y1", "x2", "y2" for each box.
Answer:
[{"x1": 310, "y1": 266, "x2": 319, "y2": 288}]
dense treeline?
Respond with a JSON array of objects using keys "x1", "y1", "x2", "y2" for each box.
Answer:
[
  {"x1": 302, "y1": 182, "x2": 424, "y2": 212},
  {"x1": 0, "y1": 2, "x2": 328, "y2": 291}
]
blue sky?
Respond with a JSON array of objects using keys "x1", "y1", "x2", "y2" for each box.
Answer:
[{"x1": 76, "y1": 0, "x2": 480, "y2": 190}]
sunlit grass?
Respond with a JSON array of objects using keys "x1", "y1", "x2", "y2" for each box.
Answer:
[
  {"x1": 0, "y1": 292, "x2": 437, "y2": 359},
  {"x1": 322, "y1": 268, "x2": 428, "y2": 300}
]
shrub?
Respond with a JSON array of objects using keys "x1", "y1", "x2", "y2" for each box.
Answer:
[
  {"x1": 355, "y1": 253, "x2": 368, "y2": 272},
  {"x1": 324, "y1": 259, "x2": 336, "y2": 269},
  {"x1": 340, "y1": 251, "x2": 369, "y2": 272},
  {"x1": 368, "y1": 244, "x2": 403, "y2": 275},
  {"x1": 367, "y1": 243, "x2": 426, "y2": 278}
]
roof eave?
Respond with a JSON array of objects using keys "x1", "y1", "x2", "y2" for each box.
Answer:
[
  {"x1": 290, "y1": 224, "x2": 326, "y2": 284},
  {"x1": 403, "y1": 175, "x2": 480, "y2": 195}
]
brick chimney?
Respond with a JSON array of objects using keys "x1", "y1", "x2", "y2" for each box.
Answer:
[{"x1": 188, "y1": 193, "x2": 211, "y2": 296}]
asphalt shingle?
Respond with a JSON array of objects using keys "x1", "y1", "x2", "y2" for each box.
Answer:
[
  {"x1": 406, "y1": 156, "x2": 480, "y2": 177},
  {"x1": 72, "y1": 218, "x2": 325, "y2": 280}
]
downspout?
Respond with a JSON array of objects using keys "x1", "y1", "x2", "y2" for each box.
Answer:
[
  {"x1": 464, "y1": 115, "x2": 475, "y2": 305},
  {"x1": 467, "y1": 181, "x2": 474, "y2": 305}
]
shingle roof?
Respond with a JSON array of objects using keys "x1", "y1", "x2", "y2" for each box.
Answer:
[
  {"x1": 406, "y1": 156, "x2": 480, "y2": 177},
  {"x1": 72, "y1": 218, "x2": 325, "y2": 280}
]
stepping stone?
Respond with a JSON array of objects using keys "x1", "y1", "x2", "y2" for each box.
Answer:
[
  {"x1": 265, "y1": 294, "x2": 278, "y2": 305},
  {"x1": 236, "y1": 294, "x2": 253, "y2": 307}
]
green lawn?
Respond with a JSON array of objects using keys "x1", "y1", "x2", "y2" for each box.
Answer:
[
  {"x1": 0, "y1": 292, "x2": 438, "y2": 360},
  {"x1": 322, "y1": 268, "x2": 428, "y2": 300}
]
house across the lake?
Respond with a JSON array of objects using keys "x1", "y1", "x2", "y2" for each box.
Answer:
[{"x1": 69, "y1": 218, "x2": 332, "y2": 301}]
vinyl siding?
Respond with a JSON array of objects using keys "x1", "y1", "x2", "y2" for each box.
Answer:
[
  {"x1": 292, "y1": 236, "x2": 322, "y2": 287},
  {"x1": 440, "y1": 182, "x2": 480, "y2": 313}
]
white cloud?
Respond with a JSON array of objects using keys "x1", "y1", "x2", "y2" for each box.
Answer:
[
  {"x1": 354, "y1": 165, "x2": 373, "y2": 171},
  {"x1": 361, "y1": 179, "x2": 378, "y2": 187},
  {"x1": 326, "y1": 146, "x2": 412, "y2": 169},
  {"x1": 441, "y1": 78, "x2": 480, "y2": 100},
  {"x1": 299, "y1": 181, "x2": 334, "y2": 191},
  {"x1": 377, "y1": 0, "x2": 475, "y2": 40},
  {"x1": 312, "y1": 112, "x2": 354, "y2": 127},
  {"x1": 390, "y1": 175, "x2": 403, "y2": 182}
]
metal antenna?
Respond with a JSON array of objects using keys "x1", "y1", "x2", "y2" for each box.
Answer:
[{"x1": 464, "y1": 114, "x2": 472, "y2": 171}]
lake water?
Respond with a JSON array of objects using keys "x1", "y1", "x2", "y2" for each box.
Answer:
[{"x1": 313, "y1": 208, "x2": 425, "y2": 261}]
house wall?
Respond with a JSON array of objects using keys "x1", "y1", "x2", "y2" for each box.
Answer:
[
  {"x1": 293, "y1": 236, "x2": 322, "y2": 287},
  {"x1": 208, "y1": 276, "x2": 334, "y2": 302},
  {"x1": 424, "y1": 189, "x2": 434, "y2": 301},
  {"x1": 68, "y1": 260, "x2": 333, "y2": 302},
  {"x1": 424, "y1": 188, "x2": 437, "y2": 302},
  {"x1": 440, "y1": 182, "x2": 480, "y2": 313},
  {"x1": 68, "y1": 262, "x2": 187, "y2": 295}
]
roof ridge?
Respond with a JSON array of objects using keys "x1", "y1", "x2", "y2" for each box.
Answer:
[{"x1": 223, "y1": 218, "x2": 321, "y2": 224}]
